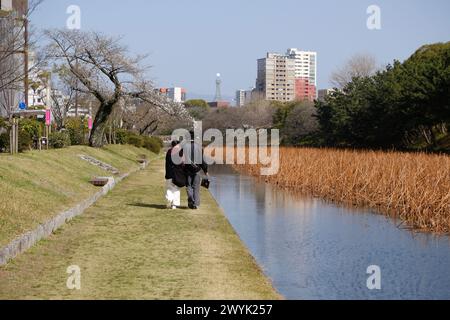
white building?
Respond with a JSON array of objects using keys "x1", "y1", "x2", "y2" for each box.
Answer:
[
  {"x1": 0, "y1": 0, "x2": 12, "y2": 12},
  {"x1": 318, "y1": 88, "x2": 336, "y2": 102},
  {"x1": 286, "y1": 48, "x2": 317, "y2": 88},
  {"x1": 169, "y1": 87, "x2": 187, "y2": 103},
  {"x1": 235, "y1": 89, "x2": 259, "y2": 107},
  {"x1": 27, "y1": 52, "x2": 52, "y2": 109},
  {"x1": 158, "y1": 87, "x2": 186, "y2": 103},
  {"x1": 235, "y1": 90, "x2": 245, "y2": 107}
]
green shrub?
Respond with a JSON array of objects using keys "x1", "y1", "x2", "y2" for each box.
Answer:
[
  {"x1": 18, "y1": 119, "x2": 42, "y2": 152},
  {"x1": 65, "y1": 117, "x2": 88, "y2": 146},
  {"x1": 0, "y1": 132, "x2": 9, "y2": 152},
  {"x1": 126, "y1": 133, "x2": 144, "y2": 148},
  {"x1": 115, "y1": 129, "x2": 129, "y2": 145},
  {"x1": 49, "y1": 131, "x2": 71, "y2": 149},
  {"x1": 154, "y1": 136, "x2": 164, "y2": 148},
  {"x1": 0, "y1": 118, "x2": 41, "y2": 152},
  {"x1": 114, "y1": 129, "x2": 162, "y2": 153},
  {"x1": 143, "y1": 136, "x2": 161, "y2": 154},
  {"x1": 19, "y1": 118, "x2": 42, "y2": 138},
  {"x1": 0, "y1": 117, "x2": 8, "y2": 130},
  {"x1": 18, "y1": 129, "x2": 33, "y2": 152}
]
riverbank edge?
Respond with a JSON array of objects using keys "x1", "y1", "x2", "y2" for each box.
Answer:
[
  {"x1": 205, "y1": 186, "x2": 283, "y2": 300},
  {"x1": 0, "y1": 158, "x2": 150, "y2": 267}
]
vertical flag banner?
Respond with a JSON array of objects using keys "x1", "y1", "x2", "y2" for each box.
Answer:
[
  {"x1": 88, "y1": 116, "x2": 93, "y2": 130},
  {"x1": 45, "y1": 109, "x2": 51, "y2": 126}
]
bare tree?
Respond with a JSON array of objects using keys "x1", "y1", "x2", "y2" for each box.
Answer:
[
  {"x1": 330, "y1": 53, "x2": 378, "y2": 89},
  {"x1": 240, "y1": 100, "x2": 274, "y2": 129},
  {"x1": 49, "y1": 66, "x2": 77, "y2": 129},
  {"x1": 202, "y1": 101, "x2": 274, "y2": 132},
  {"x1": 121, "y1": 100, "x2": 166, "y2": 135},
  {"x1": 45, "y1": 29, "x2": 190, "y2": 147}
]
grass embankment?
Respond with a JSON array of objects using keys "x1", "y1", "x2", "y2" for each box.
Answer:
[
  {"x1": 235, "y1": 147, "x2": 450, "y2": 234},
  {"x1": 0, "y1": 145, "x2": 156, "y2": 248},
  {"x1": 0, "y1": 159, "x2": 280, "y2": 300}
]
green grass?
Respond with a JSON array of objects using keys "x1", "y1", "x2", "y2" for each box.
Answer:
[
  {"x1": 0, "y1": 159, "x2": 280, "y2": 300},
  {"x1": 0, "y1": 145, "x2": 157, "y2": 248}
]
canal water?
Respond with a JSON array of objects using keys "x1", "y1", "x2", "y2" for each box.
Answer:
[{"x1": 208, "y1": 165, "x2": 450, "y2": 300}]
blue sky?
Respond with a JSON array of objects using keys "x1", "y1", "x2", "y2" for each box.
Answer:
[{"x1": 32, "y1": 0, "x2": 450, "y2": 100}]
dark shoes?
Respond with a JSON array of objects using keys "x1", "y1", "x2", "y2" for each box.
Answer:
[{"x1": 188, "y1": 203, "x2": 198, "y2": 210}]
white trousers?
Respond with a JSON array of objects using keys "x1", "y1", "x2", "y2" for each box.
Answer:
[{"x1": 165, "y1": 179, "x2": 181, "y2": 207}]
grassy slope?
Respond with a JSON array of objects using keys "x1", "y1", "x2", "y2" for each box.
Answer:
[
  {"x1": 0, "y1": 159, "x2": 280, "y2": 300},
  {"x1": 0, "y1": 145, "x2": 156, "y2": 247}
]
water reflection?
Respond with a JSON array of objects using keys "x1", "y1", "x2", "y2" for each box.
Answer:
[{"x1": 209, "y1": 165, "x2": 450, "y2": 300}]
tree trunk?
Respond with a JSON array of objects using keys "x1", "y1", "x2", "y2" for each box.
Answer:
[
  {"x1": 429, "y1": 125, "x2": 437, "y2": 147},
  {"x1": 89, "y1": 103, "x2": 114, "y2": 147},
  {"x1": 419, "y1": 126, "x2": 432, "y2": 145},
  {"x1": 440, "y1": 123, "x2": 447, "y2": 135}
]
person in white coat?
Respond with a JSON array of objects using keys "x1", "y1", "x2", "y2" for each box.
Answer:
[{"x1": 165, "y1": 141, "x2": 184, "y2": 209}]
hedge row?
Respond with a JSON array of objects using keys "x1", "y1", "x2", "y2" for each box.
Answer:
[
  {"x1": 0, "y1": 118, "x2": 163, "y2": 154},
  {"x1": 116, "y1": 129, "x2": 163, "y2": 154}
]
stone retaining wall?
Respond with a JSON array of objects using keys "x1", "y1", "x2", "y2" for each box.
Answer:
[{"x1": 0, "y1": 162, "x2": 148, "y2": 266}]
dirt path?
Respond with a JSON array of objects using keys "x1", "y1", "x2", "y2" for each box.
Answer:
[{"x1": 0, "y1": 159, "x2": 280, "y2": 300}]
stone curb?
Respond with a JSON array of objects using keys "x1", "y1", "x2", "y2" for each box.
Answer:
[{"x1": 0, "y1": 161, "x2": 148, "y2": 266}]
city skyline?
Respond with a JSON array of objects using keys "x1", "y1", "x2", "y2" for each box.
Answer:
[{"x1": 29, "y1": 0, "x2": 450, "y2": 100}]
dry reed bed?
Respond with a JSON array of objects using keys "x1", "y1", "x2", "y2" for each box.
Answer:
[{"x1": 233, "y1": 147, "x2": 450, "y2": 234}]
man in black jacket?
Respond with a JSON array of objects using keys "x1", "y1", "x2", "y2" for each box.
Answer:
[{"x1": 183, "y1": 133, "x2": 208, "y2": 210}]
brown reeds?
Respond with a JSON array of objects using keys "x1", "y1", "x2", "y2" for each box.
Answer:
[{"x1": 233, "y1": 147, "x2": 450, "y2": 234}]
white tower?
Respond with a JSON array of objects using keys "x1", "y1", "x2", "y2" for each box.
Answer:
[{"x1": 214, "y1": 73, "x2": 222, "y2": 102}]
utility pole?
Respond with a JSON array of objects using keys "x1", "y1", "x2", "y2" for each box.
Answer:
[
  {"x1": 74, "y1": 57, "x2": 79, "y2": 117},
  {"x1": 23, "y1": 14, "x2": 28, "y2": 107}
]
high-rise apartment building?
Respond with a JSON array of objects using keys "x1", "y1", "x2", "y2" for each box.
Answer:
[
  {"x1": 287, "y1": 48, "x2": 317, "y2": 101},
  {"x1": 256, "y1": 53, "x2": 296, "y2": 102},
  {"x1": 256, "y1": 49, "x2": 317, "y2": 103},
  {"x1": 286, "y1": 49, "x2": 317, "y2": 86}
]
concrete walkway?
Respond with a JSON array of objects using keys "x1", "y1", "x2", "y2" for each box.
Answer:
[{"x1": 0, "y1": 159, "x2": 280, "y2": 300}]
